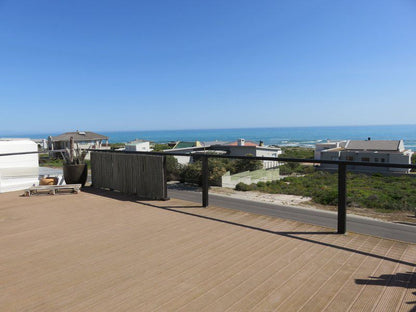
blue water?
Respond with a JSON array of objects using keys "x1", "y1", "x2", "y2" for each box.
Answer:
[{"x1": 4, "y1": 125, "x2": 416, "y2": 151}]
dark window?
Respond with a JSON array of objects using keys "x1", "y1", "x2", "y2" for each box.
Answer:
[
  {"x1": 346, "y1": 156, "x2": 353, "y2": 161},
  {"x1": 361, "y1": 157, "x2": 370, "y2": 162}
]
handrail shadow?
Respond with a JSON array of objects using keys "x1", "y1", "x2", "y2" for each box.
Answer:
[
  {"x1": 137, "y1": 201, "x2": 416, "y2": 268},
  {"x1": 83, "y1": 187, "x2": 416, "y2": 268},
  {"x1": 356, "y1": 273, "x2": 416, "y2": 311},
  {"x1": 356, "y1": 272, "x2": 415, "y2": 287},
  {"x1": 83, "y1": 187, "x2": 203, "y2": 208}
]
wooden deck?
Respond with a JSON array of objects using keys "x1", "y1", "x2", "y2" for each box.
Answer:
[{"x1": 1, "y1": 188, "x2": 415, "y2": 311}]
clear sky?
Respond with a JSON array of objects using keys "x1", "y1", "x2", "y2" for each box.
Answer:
[{"x1": 1, "y1": 0, "x2": 415, "y2": 134}]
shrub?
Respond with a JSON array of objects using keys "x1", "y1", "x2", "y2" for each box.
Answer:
[
  {"x1": 235, "y1": 182, "x2": 256, "y2": 191},
  {"x1": 233, "y1": 154, "x2": 262, "y2": 172},
  {"x1": 165, "y1": 155, "x2": 181, "y2": 181}
]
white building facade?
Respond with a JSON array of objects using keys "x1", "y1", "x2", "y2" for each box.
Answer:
[{"x1": 320, "y1": 140, "x2": 413, "y2": 174}]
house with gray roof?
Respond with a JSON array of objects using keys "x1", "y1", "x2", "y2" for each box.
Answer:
[
  {"x1": 319, "y1": 139, "x2": 413, "y2": 174},
  {"x1": 48, "y1": 131, "x2": 110, "y2": 159},
  {"x1": 164, "y1": 138, "x2": 282, "y2": 168}
]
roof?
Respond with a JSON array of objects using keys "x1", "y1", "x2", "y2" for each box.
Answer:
[
  {"x1": 202, "y1": 140, "x2": 228, "y2": 147},
  {"x1": 50, "y1": 131, "x2": 108, "y2": 142},
  {"x1": 173, "y1": 141, "x2": 202, "y2": 149},
  {"x1": 345, "y1": 140, "x2": 401, "y2": 151},
  {"x1": 127, "y1": 139, "x2": 150, "y2": 145},
  {"x1": 226, "y1": 140, "x2": 258, "y2": 147}
]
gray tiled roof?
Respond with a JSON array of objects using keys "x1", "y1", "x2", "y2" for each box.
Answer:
[
  {"x1": 50, "y1": 131, "x2": 108, "y2": 142},
  {"x1": 345, "y1": 140, "x2": 401, "y2": 151}
]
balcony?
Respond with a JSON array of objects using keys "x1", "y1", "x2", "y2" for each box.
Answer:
[{"x1": 1, "y1": 188, "x2": 415, "y2": 311}]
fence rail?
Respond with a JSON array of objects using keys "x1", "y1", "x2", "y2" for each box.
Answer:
[
  {"x1": 2, "y1": 149, "x2": 415, "y2": 234},
  {"x1": 88, "y1": 149, "x2": 416, "y2": 234}
]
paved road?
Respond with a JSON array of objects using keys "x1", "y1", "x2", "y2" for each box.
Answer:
[{"x1": 168, "y1": 189, "x2": 416, "y2": 243}]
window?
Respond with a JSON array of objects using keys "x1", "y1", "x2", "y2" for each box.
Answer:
[
  {"x1": 361, "y1": 157, "x2": 370, "y2": 162},
  {"x1": 375, "y1": 158, "x2": 379, "y2": 162},
  {"x1": 346, "y1": 156, "x2": 353, "y2": 161},
  {"x1": 381, "y1": 158, "x2": 385, "y2": 163}
]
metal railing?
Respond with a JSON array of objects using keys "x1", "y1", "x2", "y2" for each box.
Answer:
[{"x1": 2, "y1": 149, "x2": 416, "y2": 234}]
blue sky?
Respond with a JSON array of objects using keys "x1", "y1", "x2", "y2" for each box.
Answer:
[{"x1": 1, "y1": 0, "x2": 415, "y2": 134}]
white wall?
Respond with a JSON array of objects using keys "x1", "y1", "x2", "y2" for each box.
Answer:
[
  {"x1": 125, "y1": 142, "x2": 151, "y2": 152},
  {"x1": 0, "y1": 139, "x2": 39, "y2": 193},
  {"x1": 255, "y1": 147, "x2": 282, "y2": 169}
]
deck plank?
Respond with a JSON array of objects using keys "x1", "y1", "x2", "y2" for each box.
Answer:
[{"x1": 0, "y1": 189, "x2": 415, "y2": 312}]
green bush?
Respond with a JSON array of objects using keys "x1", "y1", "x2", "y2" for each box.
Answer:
[
  {"x1": 233, "y1": 154, "x2": 262, "y2": 172},
  {"x1": 235, "y1": 182, "x2": 256, "y2": 191},
  {"x1": 280, "y1": 147, "x2": 314, "y2": 159},
  {"x1": 165, "y1": 155, "x2": 181, "y2": 181},
  {"x1": 180, "y1": 161, "x2": 202, "y2": 185},
  {"x1": 234, "y1": 170, "x2": 416, "y2": 212},
  {"x1": 153, "y1": 144, "x2": 171, "y2": 151}
]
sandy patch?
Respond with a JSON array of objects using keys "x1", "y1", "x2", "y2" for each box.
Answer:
[
  {"x1": 210, "y1": 186, "x2": 416, "y2": 224},
  {"x1": 210, "y1": 186, "x2": 312, "y2": 208}
]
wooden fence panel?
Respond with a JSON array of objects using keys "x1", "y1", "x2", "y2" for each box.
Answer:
[{"x1": 91, "y1": 152, "x2": 167, "y2": 200}]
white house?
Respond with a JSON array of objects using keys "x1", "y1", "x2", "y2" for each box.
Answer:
[
  {"x1": 48, "y1": 130, "x2": 110, "y2": 159},
  {"x1": 320, "y1": 139, "x2": 413, "y2": 174},
  {"x1": 314, "y1": 140, "x2": 347, "y2": 160},
  {"x1": 125, "y1": 140, "x2": 152, "y2": 152},
  {"x1": 210, "y1": 139, "x2": 282, "y2": 169},
  {"x1": 0, "y1": 139, "x2": 39, "y2": 193},
  {"x1": 164, "y1": 138, "x2": 282, "y2": 168}
]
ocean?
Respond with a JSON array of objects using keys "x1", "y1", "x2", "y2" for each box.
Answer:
[{"x1": 4, "y1": 125, "x2": 416, "y2": 151}]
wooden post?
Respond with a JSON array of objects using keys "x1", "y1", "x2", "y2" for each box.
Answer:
[
  {"x1": 338, "y1": 163, "x2": 347, "y2": 234},
  {"x1": 202, "y1": 155, "x2": 209, "y2": 207}
]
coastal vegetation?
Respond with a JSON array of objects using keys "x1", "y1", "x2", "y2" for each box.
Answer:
[
  {"x1": 235, "y1": 171, "x2": 416, "y2": 212},
  {"x1": 109, "y1": 143, "x2": 125, "y2": 150},
  {"x1": 153, "y1": 143, "x2": 171, "y2": 151},
  {"x1": 165, "y1": 155, "x2": 262, "y2": 186},
  {"x1": 280, "y1": 147, "x2": 314, "y2": 159},
  {"x1": 279, "y1": 147, "x2": 314, "y2": 175}
]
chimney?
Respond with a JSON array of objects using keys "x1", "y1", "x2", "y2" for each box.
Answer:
[{"x1": 237, "y1": 138, "x2": 245, "y2": 146}]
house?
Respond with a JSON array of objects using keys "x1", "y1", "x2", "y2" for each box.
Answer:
[
  {"x1": 320, "y1": 139, "x2": 413, "y2": 174},
  {"x1": 125, "y1": 139, "x2": 152, "y2": 152},
  {"x1": 210, "y1": 139, "x2": 282, "y2": 169},
  {"x1": 164, "y1": 141, "x2": 205, "y2": 165},
  {"x1": 48, "y1": 130, "x2": 110, "y2": 159},
  {"x1": 314, "y1": 140, "x2": 347, "y2": 160},
  {"x1": 0, "y1": 139, "x2": 39, "y2": 193},
  {"x1": 164, "y1": 138, "x2": 282, "y2": 168}
]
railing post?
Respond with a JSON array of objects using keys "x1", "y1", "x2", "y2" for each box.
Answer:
[
  {"x1": 202, "y1": 155, "x2": 209, "y2": 207},
  {"x1": 338, "y1": 163, "x2": 347, "y2": 234}
]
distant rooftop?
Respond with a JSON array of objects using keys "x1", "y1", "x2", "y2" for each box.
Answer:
[
  {"x1": 50, "y1": 131, "x2": 108, "y2": 142},
  {"x1": 127, "y1": 139, "x2": 150, "y2": 144},
  {"x1": 345, "y1": 140, "x2": 402, "y2": 152},
  {"x1": 173, "y1": 141, "x2": 202, "y2": 149},
  {"x1": 226, "y1": 139, "x2": 258, "y2": 147}
]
